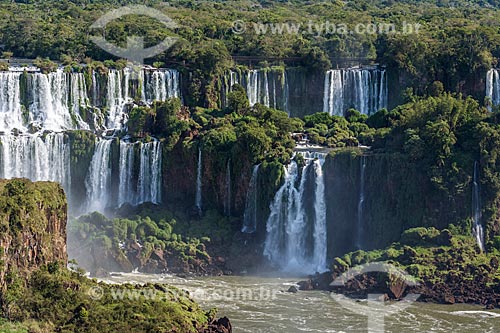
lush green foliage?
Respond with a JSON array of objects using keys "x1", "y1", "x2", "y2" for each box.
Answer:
[
  {"x1": 332, "y1": 226, "x2": 499, "y2": 288},
  {"x1": 1, "y1": 264, "x2": 213, "y2": 333},
  {"x1": 69, "y1": 211, "x2": 212, "y2": 268}
]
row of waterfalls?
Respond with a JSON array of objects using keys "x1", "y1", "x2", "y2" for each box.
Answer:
[
  {"x1": 0, "y1": 66, "x2": 179, "y2": 214},
  {"x1": 221, "y1": 67, "x2": 388, "y2": 116},
  {"x1": 0, "y1": 67, "x2": 181, "y2": 132}
]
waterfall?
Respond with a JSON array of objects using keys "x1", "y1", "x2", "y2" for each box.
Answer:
[
  {"x1": 195, "y1": 148, "x2": 202, "y2": 213},
  {"x1": 264, "y1": 152, "x2": 327, "y2": 273},
  {"x1": 356, "y1": 155, "x2": 367, "y2": 250},
  {"x1": 264, "y1": 161, "x2": 299, "y2": 265},
  {"x1": 472, "y1": 161, "x2": 485, "y2": 252},
  {"x1": 283, "y1": 70, "x2": 290, "y2": 115},
  {"x1": 85, "y1": 139, "x2": 112, "y2": 213},
  {"x1": 137, "y1": 141, "x2": 162, "y2": 205},
  {"x1": 313, "y1": 156, "x2": 327, "y2": 272},
  {"x1": 223, "y1": 69, "x2": 289, "y2": 112},
  {"x1": 144, "y1": 69, "x2": 181, "y2": 103},
  {"x1": 0, "y1": 66, "x2": 182, "y2": 216},
  {"x1": 323, "y1": 70, "x2": 344, "y2": 115},
  {"x1": 91, "y1": 70, "x2": 99, "y2": 107},
  {"x1": 247, "y1": 70, "x2": 259, "y2": 106},
  {"x1": 323, "y1": 68, "x2": 387, "y2": 116},
  {"x1": 118, "y1": 140, "x2": 162, "y2": 207},
  {"x1": 262, "y1": 70, "x2": 270, "y2": 107},
  {"x1": 118, "y1": 141, "x2": 136, "y2": 206},
  {"x1": 0, "y1": 72, "x2": 23, "y2": 132},
  {"x1": 28, "y1": 69, "x2": 76, "y2": 131},
  {"x1": 106, "y1": 69, "x2": 128, "y2": 129},
  {"x1": 0, "y1": 133, "x2": 71, "y2": 191},
  {"x1": 0, "y1": 67, "x2": 181, "y2": 134},
  {"x1": 69, "y1": 72, "x2": 91, "y2": 130},
  {"x1": 242, "y1": 164, "x2": 260, "y2": 233},
  {"x1": 486, "y1": 69, "x2": 500, "y2": 107},
  {"x1": 224, "y1": 159, "x2": 231, "y2": 216}
]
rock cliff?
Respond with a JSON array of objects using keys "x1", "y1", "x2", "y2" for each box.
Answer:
[{"x1": 0, "y1": 179, "x2": 67, "y2": 289}]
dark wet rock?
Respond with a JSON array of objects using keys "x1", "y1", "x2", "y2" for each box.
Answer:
[
  {"x1": 287, "y1": 286, "x2": 298, "y2": 293},
  {"x1": 298, "y1": 280, "x2": 314, "y2": 291},
  {"x1": 204, "y1": 317, "x2": 232, "y2": 333},
  {"x1": 91, "y1": 267, "x2": 110, "y2": 278}
]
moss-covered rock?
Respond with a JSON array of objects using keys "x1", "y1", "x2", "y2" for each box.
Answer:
[{"x1": 0, "y1": 179, "x2": 67, "y2": 290}]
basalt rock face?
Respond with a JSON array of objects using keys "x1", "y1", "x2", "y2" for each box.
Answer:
[
  {"x1": 0, "y1": 179, "x2": 67, "y2": 288},
  {"x1": 324, "y1": 151, "x2": 471, "y2": 257}
]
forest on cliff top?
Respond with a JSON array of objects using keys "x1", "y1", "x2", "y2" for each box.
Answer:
[{"x1": 0, "y1": 0, "x2": 500, "y2": 96}]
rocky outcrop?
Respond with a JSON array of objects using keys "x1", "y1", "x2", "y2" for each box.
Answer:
[
  {"x1": 299, "y1": 231, "x2": 500, "y2": 309},
  {"x1": 0, "y1": 179, "x2": 67, "y2": 289}
]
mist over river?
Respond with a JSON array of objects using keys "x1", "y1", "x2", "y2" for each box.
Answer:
[{"x1": 102, "y1": 273, "x2": 500, "y2": 333}]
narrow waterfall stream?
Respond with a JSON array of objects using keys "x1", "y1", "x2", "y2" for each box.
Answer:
[
  {"x1": 224, "y1": 159, "x2": 232, "y2": 216},
  {"x1": 356, "y1": 155, "x2": 367, "y2": 250},
  {"x1": 195, "y1": 148, "x2": 203, "y2": 214},
  {"x1": 472, "y1": 161, "x2": 485, "y2": 252},
  {"x1": 242, "y1": 164, "x2": 260, "y2": 233},
  {"x1": 486, "y1": 69, "x2": 500, "y2": 107}
]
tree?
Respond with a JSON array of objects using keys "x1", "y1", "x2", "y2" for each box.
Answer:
[{"x1": 227, "y1": 84, "x2": 249, "y2": 114}]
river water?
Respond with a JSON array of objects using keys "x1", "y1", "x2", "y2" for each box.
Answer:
[{"x1": 103, "y1": 273, "x2": 500, "y2": 333}]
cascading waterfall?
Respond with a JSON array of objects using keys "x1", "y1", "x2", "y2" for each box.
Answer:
[
  {"x1": 323, "y1": 69, "x2": 344, "y2": 116},
  {"x1": 356, "y1": 155, "x2": 367, "y2": 250},
  {"x1": 28, "y1": 69, "x2": 72, "y2": 131},
  {"x1": 247, "y1": 70, "x2": 260, "y2": 107},
  {"x1": 118, "y1": 140, "x2": 136, "y2": 206},
  {"x1": 0, "y1": 66, "x2": 181, "y2": 215},
  {"x1": 472, "y1": 161, "x2": 485, "y2": 252},
  {"x1": 283, "y1": 71, "x2": 290, "y2": 115},
  {"x1": 0, "y1": 133, "x2": 71, "y2": 191},
  {"x1": 222, "y1": 69, "x2": 289, "y2": 111},
  {"x1": 242, "y1": 164, "x2": 260, "y2": 233},
  {"x1": 137, "y1": 141, "x2": 162, "y2": 205},
  {"x1": 195, "y1": 148, "x2": 202, "y2": 213},
  {"x1": 0, "y1": 70, "x2": 95, "y2": 132},
  {"x1": 0, "y1": 72, "x2": 23, "y2": 132},
  {"x1": 106, "y1": 69, "x2": 129, "y2": 129},
  {"x1": 264, "y1": 152, "x2": 327, "y2": 272},
  {"x1": 312, "y1": 156, "x2": 327, "y2": 272},
  {"x1": 144, "y1": 69, "x2": 181, "y2": 103},
  {"x1": 0, "y1": 67, "x2": 181, "y2": 133},
  {"x1": 224, "y1": 159, "x2": 231, "y2": 216},
  {"x1": 85, "y1": 139, "x2": 113, "y2": 213},
  {"x1": 264, "y1": 161, "x2": 299, "y2": 266},
  {"x1": 118, "y1": 140, "x2": 162, "y2": 207},
  {"x1": 69, "y1": 72, "x2": 91, "y2": 130},
  {"x1": 323, "y1": 67, "x2": 388, "y2": 116},
  {"x1": 486, "y1": 69, "x2": 500, "y2": 107}
]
